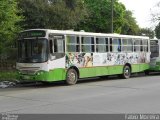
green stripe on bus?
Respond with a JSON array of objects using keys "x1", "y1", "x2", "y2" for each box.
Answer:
[
  {"x1": 35, "y1": 68, "x2": 66, "y2": 82},
  {"x1": 79, "y1": 64, "x2": 149, "y2": 78},
  {"x1": 18, "y1": 64, "x2": 149, "y2": 82}
]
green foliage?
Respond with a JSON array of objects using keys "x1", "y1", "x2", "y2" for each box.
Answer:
[
  {"x1": 121, "y1": 10, "x2": 140, "y2": 35},
  {"x1": 113, "y1": 1, "x2": 126, "y2": 33},
  {"x1": 77, "y1": 0, "x2": 139, "y2": 35},
  {"x1": 17, "y1": 0, "x2": 140, "y2": 35},
  {"x1": 140, "y1": 28, "x2": 154, "y2": 39},
  {"x1": 0, "y1": 71, "x2": 17, "y2": 81},
  {"x1": 155, "y1": 22, "x2": 160, "y2": 39},
  {"x1": 77, "y1": 0, "x2": 113, "y2": 32},
  {"x1": 0, "y1": 0, "x2": 23, "y2": 55},
  {"x1": 18, "y1": 0, "x2": 87, "y2": 29}
]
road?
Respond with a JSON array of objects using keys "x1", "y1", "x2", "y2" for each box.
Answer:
[{"x1": 0, "y1": 73, "x2": 160, "y2": 114}]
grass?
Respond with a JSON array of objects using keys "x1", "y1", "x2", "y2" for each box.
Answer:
[{"x1": 0, "y1": 70, "x2": 17, "y2": 81}]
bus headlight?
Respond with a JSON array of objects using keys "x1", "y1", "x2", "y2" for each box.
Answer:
[
  {"x1": 36, "y1": 71, "x2": 44, "y2": 76},
  {"x1": 17, "y1": 70, "x2": 21, "y2": 74}
]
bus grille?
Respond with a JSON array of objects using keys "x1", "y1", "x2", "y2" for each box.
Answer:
[{"x1": 18, "y1": 67, "x2": 40, "y2": 75}]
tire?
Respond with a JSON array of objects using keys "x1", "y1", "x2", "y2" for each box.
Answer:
[
  {"x1": 66, "y1": 69, "x2": 78, "y2": 85},
  {"x1": 120, "y1": 65, "x2": 131, "y2": 79}
]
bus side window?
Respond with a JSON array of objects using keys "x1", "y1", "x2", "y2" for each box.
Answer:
[
  {"x1": 55, "y1": 39, "x2": 64, "y2": 53},
  {"x1": 49, "y1": 35, "x2": 65, "y2": 60},
  {"x1": 49, "y1": 39, "x2": 53, "y2": 54},
  {"x1": 54, "y1": 39, "x2": 58, "y2": 52},
  {"x1": 96, "y1": 37, "x2": 106, "y2": 53},
  {"x1": 143, "y1": 39, "x2": 148, "y2": 52},
  {"x1": 66, "y1": 36, "x2": 80, "y2": 52},
  {"x1": 91, "y1": 37, "x2": 95, "y2": 52},
  {"x1": 112, "y1": 38, "x2": 121, "y2": 52},
  {"x1": 127, "y1": 39, "x2": 133, "y2": 52},
  {"x1": 118, "y1": 39, "x2": 121, "y2": 52},
  {"x1": 110, "y1": 38, "x2": 112, "y2": 52},
  {"x1": 140, "y1": 40, "x2": 143, "y2": 52},
  {"x1": 106, "y1": 38, "x2": 109, "y2": 52},
  {"x1": 134, "y1": 40, "x2": 140, "y2": 52},
  {"x1": 81, "y1": 36, "x2": 94, "y2": 53}
]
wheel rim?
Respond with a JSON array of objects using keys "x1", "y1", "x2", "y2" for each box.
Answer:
[
  {"x1": 124, "y1": 67, "x2": 130, "y2": 77},
  {"x1": 68, "y1": 71, "x2": 76, "y2": 83}
]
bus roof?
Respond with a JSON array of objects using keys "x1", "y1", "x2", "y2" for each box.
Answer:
[{"x1": 23, "y1": 29, "x2": 149, "y2": 39}]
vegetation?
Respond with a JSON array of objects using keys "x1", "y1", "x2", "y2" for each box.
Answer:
[
  {"x1": 155, "y1": 23, "x2": 160, "y2": 39},
  {"x1": 0, "y1": 0, "x2": 23, "y2": 55},
  {"x1": 18, "y1": 0, "x2": 87, "y2": 29},
  {"x1": 151, "y1": 1, "x2": 160, "y2": 39},
  {"x1": 77, "y1": 0, "x2": 140, "y2": 34},
  {"x1": 0, "y1": 71, "x2": 17, "y2": 81},
  {"x1": 140, "y1": 28, "x2": 154, "y2": 39},
  {"x1": 0, "y1": 0, "x2": 23, "y2": 73}
]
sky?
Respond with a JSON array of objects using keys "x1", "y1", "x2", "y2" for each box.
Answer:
[{"x1": 119, "y1": 0, "x2": 160, "y2": 28}]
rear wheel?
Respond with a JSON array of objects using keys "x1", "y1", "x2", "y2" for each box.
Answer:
[
  {"x1": 66, "y1": 69, "x2": 78, "y2": 85},
  {"x1": 120, "y1": 65, "x2": 131, "y2": 79},
  {"x1": 144, "y1": 70, "x2": 150, "y2": 75}
]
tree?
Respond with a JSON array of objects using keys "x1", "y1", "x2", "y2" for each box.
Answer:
[
  {"x1": 139, "y1": 28, "x2": 154, "y2": 39},
  {"x1": 0, "y1": 0, "x2": 22, "y2": 56},
  {"x1": 151, "y1": 2, "x2": 160, "y2": 39},
  {"x1": 151, "y1": 2, "x2": 160, "y2": 24},
  {"x1": 18, "y1": 0, "x2": 87, "y2": 29},
  {"x1": 121, "y1": 10, "x2": 140, "y2": 35},
  {"x1": 77, "y1": 0, "x2": 139, "y2": 34},
  {"x1": 155, "y1": 23, "x2": 160, "y2": 39},
  {"x1": 77, "y1": 0, "x2": 117, "y2": 33}
]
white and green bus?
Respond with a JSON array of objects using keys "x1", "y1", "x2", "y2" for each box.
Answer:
[
  {"x1": 16, "y1": 29, "x2": 150, "y2": 85},
  {"x1": 146, "y1": 39, "x2": 160, "y2": 73}
]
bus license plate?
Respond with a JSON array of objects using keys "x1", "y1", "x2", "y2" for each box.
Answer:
[{"x1": 23, "y1": 75, "x2": 30, "y2": 80}]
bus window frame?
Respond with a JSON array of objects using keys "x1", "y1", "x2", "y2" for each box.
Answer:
[
  {"x1": 66, "y1": 35, "x2": 80, "y2": 53},
  {"x1": 81, "y1": 36, "x2": 95, "y2": 53}
]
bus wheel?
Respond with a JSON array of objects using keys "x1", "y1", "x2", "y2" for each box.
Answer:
[
  {"x1": 66, "y1": 69, "x2": 78, "y2": 85},
  {"x1": 121, "y1": 65, "x2": 131, "y2": 79}
]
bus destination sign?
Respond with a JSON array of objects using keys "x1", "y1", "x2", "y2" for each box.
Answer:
[{"x1": 19, "y1": 30, "x2": 46, "y2": 38}]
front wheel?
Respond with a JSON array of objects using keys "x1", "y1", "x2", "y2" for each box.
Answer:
[
  {"x1": 120, "y1": 65, "x2": 131, "y2": 79},
  {"x1": 66, "y1": 69, "x2": 78, "y2": 85}
]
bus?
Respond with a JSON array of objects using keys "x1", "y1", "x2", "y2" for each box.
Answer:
[
  {"x1": 16, "y1": 29, "x2": 150, "y2": 85},
  {"x1": 146, "y1": 39, "x2": 160, "y2": 73}
]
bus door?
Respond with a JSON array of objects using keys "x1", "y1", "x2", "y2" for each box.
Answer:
[{"x1": 49, "y1": 34, "x2": 65, "y2": 68}]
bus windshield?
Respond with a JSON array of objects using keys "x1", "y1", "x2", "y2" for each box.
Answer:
[{"x1": 17, "y1": 38, "x2": 48, "y2": 63}]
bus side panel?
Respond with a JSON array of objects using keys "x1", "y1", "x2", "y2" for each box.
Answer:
[
  {"x1": 67, "y1": 52, "x2": 150, "y2": 78},
  {"x1": 79, "y1": 65, "x2": 123, "y2": 78},
  {"x1": 33, "y1": 68, "x2": 66, "y2": 82},
  {"x1": 108, "y1": 65, "x2": 123, "y2": 75},
  {"x1": 48, "y1": 68, "x2": 66, "y2": 81},
  {"x1": 131, "y1": 63, "x2": 149, "y2": 73},
  {"x1": 139, "y1": 63, "x2": 149, "y2": 71},
  {"x1": 79, "y1": 67, "x2": 109, "y2": 78}
]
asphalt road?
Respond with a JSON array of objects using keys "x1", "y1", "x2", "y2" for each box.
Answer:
[{"x1": 0, "y1": 73, "x2": 160, "y2": 114}]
